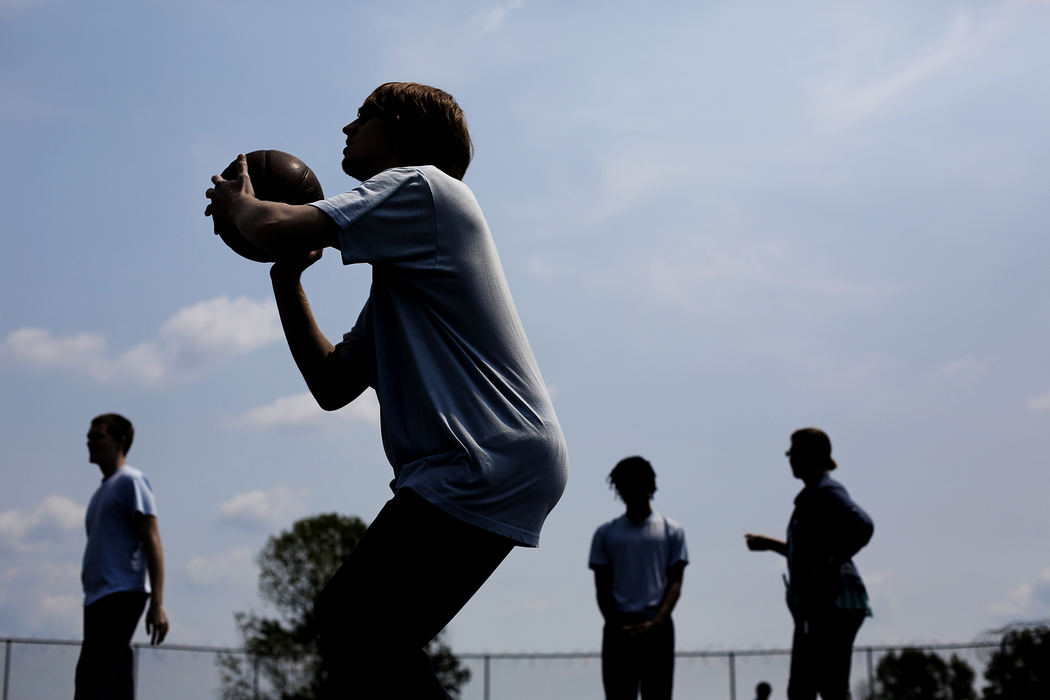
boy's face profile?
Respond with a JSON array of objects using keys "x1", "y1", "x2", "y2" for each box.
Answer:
[
  {"x1": 86, "y1": 424, "x2": 123, "y2": 465},
  {"x1": 342, "y1": 107, "x2": 400, "y2": 182}
]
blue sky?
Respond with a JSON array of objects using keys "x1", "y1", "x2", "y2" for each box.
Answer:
[{"x1": 2, "y1": 0, "x2": 1049, "y2": 666}]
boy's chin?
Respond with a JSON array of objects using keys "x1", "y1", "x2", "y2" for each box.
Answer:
[{"x1": 341, "y1": 157, "x2": 369, "y2": 182}]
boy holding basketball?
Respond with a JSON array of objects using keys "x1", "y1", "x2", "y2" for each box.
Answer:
[{"x1": 206, "y1": 83, "x2": 568, "y2": 698}]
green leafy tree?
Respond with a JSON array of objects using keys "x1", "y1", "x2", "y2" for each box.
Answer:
[
  {"x1": 869, "y1": 648, "x2": 977, "y2": 700},
  {"x1": 218, "y1": 513, "x2": 471, "y2": 699},
  {"x1": 981, "y1": 623, "x2": 1050, "y2": 700}
]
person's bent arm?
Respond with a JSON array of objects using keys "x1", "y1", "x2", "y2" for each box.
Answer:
[
  {"x1": 592, "y1": 566, "x2": 618, "y2": 626},
  {"x1": 136, "y1": 514, "x2": 169, "y2": 645},
  {"x1": 236, "y1": 200, "x2": 338, "y2": 257},
  {"x1": 745, "y1": 533, "x2": 788, "y2": 556},
  {"x1": 206, "y1": 154, "x2": 339, "y2": 257},
  {"x1": 271, "y1": 256, "x2": 369, "y2": 411},
  {"x1": 831, "y1": 494, "x2": 874, "y2": 562},
  {"x1": 652, "y1": 561, "x2": 685, "y2": 624}
]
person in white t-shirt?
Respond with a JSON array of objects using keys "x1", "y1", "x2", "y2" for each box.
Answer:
[
  {"x1": 205, "y1": 82, "x2": 568, "y2": 699},
  {"x1": 76, "y1": 413, "x2": 168, "y2": 700},
  {"x1": 589, "y1": 456, "x2": 687, "y2": 700}
]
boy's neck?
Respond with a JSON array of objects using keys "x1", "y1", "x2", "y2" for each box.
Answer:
[
  {"x1": 96, "y1": 456, "x2": 126, "y2": 480},
  {"x1": 625, "y1": 502, "x2": 652, "y2": 524}
]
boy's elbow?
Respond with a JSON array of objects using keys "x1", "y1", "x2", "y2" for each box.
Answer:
[
  {"x1": 310, "y1": 380, "x2": 364, "y2": 412},
  {"x1": 313, "y1": 390, "x2": 351, "y2": 412}
]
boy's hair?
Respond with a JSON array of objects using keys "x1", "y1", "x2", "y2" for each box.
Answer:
[
  {"x1": 790, "y1": 427, "x2": 837, "y2": 471},
  {"x1": 608, "y1": 456, "x2": 657, "y2": 497},
  {"x1": 362, "y1": 82, "x2": 474, "y2": 180},
  {"x1": 756, "y1": 681, "x2": 772, "y2": 698},
  {"x1": 91, "y1": 413, "x2": 134, "y2": 456}
]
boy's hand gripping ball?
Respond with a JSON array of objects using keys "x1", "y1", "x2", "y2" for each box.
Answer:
[{"x1": 212, "y1": 150, "x2": 325, "y2": 262}]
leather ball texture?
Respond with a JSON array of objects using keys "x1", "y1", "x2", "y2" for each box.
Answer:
[{"x1": 213, "y1": 150, "x2": 325, "y2": 262}]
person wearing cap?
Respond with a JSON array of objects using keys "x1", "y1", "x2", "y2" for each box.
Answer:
[{"x1": 745, "y1": 428, "x2": 873, "y2": 700}]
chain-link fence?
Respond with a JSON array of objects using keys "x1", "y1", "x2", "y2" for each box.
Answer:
[{"x1": 0, "y1": 637, "x2": 998, "y2": 699}]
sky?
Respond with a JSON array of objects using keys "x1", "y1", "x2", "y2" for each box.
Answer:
[{"x1": 1, "y1": 0, "x2": 1049, "y2": 678}]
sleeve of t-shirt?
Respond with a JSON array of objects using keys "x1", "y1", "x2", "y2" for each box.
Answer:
[
  {"x1": 668, "y1": 522, "x2": 688, "y2": 568},
  {"x1": 588, "y1": 526, "x2": 609, "y2": 569},
  {"x1": 309, "y1": 167, "x2": 438, "y2": 267},
  {"x1": 126, "y1": 474, "x2": 157, "y2": 518}
]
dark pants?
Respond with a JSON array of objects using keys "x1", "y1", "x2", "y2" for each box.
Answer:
[
  {"x1": 601, "y1": 615, "x2": 675, "y2": 700},
  {"x1": 787, "y1": 608, "x2": 866, "y2": 700},
  {"x1": 74, "y1": 591, "x2": 148, "y2": 700},
  {"x1": 313, "y1": 487, "x2": 515, "y2": 699}
]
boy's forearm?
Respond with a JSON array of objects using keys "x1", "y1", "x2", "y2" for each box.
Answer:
[
  {"x1": 271, "y1": 270, "x2": 367, "y2": 410},
  {"x1": 596, "y1": 590, "x2": 617, "y2": 623},
  {"x1": 143, "y1": 526, "x2": 165, "y2": 605},
  {"x1": 593, "y1": 569, "x2": 618, "y2": 623},
  {"x1": 234, "y1": 200, "x2": 337, "y2": 256},
  {"x1": 272, "y1": 270, "x2": 336, "y2": 387},
  {"x1": 652, "y1": 580, "x2": 681, "y2": 623}
]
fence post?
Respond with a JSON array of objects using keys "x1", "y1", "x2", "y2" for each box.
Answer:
[
  {"x1": 866, "y1": 647, "x2": 874, "y2": 698},
  {"x1": 483, "y1": 653, "x2": 490, "y2": 700},
  {"x1": 132, "y1": 644, "x2": 139, "y2": 699},
  {"x1": 728, "y1": 651, "x2": 736, "y2": 700},
  {"x1": 3, "y1": 639, "x2": 11, "y2": 700}
]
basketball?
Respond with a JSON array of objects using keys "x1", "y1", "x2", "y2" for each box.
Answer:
[{"x1": 212, "y1": 150, "x2": 325, "y2": 262}]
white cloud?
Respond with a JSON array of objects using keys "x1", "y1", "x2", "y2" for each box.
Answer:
[
  {"x1": 1026, "y1": 391, "x2": 1050, "y2": 412},
  {"x1": 216, "y1": 485, "x2": 308, "y2": 529},
  {"x1": 0, "y1": 495, "x2": 83, "y2": 553},
  {"x1": 0, "y1": 562, "x2": 82, "y2": 637},
  {"x1": 226, "y1": 391, "x2": 381, "y2": 431},
  {"x1": 0, "y1": 296, "x2": 281, "y2": 387},
  {"x1": 814, "y1": 10, "x2": 1002, "y2": 129},
  {"x1": 37, "y1": 593, "x2": 81, "y2": 621},
  {"x1": 186, "y1": 548, "x2": 255, "y2": 588},
  {"x1": 990, "y1": 568, "x2": 1050, "y2": 617},
  {"x1": 531, "y1": 231, "x2": 894, "y2": 319},
  {"x1": 480, "y1": 0, "x2": 526, "y2": 33},
  {"x1": 0, "y1": 328, "x2": 113, "y2": 381}
]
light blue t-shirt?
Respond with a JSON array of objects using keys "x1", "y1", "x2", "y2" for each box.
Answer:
[
  {"x1": 589, "y1": 512, "x2": 688, "y2": 613},
  {"x1": 311, "y1": 166, "x2": 568, "y2": 546},
  {"x1": 81, "y1": 465, "x2": 157, "y2": 606}
]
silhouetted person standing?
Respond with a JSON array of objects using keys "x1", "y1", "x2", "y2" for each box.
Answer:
[
  {"x1": 745, "y1": 428, "x2": 873, "y2": 700},
  {"x1": 590, "y1": 456, "x2": 688, "y2": 700},
  {"x1": 754, "y1": 680, "x2": 772, "y2": 700},
  {"x1": 76, "y1": 413, "x2": 168, "y2": 700}
]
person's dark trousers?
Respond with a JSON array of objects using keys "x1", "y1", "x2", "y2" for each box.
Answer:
[
  {"x1": 313, "y1": 487, "x2": 515, "y2": 699},
  {"x1": 601, "y1": 614, "x2": 675, "y2": 700},
  {"x1": 74, "y1": 590, "x2": 149, "y2": 700},
  {"x1": 787, "y1": 608, "x2": 866, "y2": 700}
]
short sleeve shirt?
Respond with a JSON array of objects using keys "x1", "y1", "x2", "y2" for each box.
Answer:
[
  {"x1": 589, "y1": 512, "x2": 688, "y2": 613},
  {"x1": 311, "y1": 166, "x2": 568, "y2": 546},
  {"x1": 81, "y1": 465, "x2": 157, "y2": 606}
]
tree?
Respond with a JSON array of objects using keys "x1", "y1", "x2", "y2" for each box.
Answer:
[
  {"x1": 981, "y1": 622, "x2": 1050, "y2": 700},
  {"x1": 869, "y1": 648, "x2": 977, "y2": 700},
  {"x1": 218, "y1": 513, "x2": 471, "y2": 699}
]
